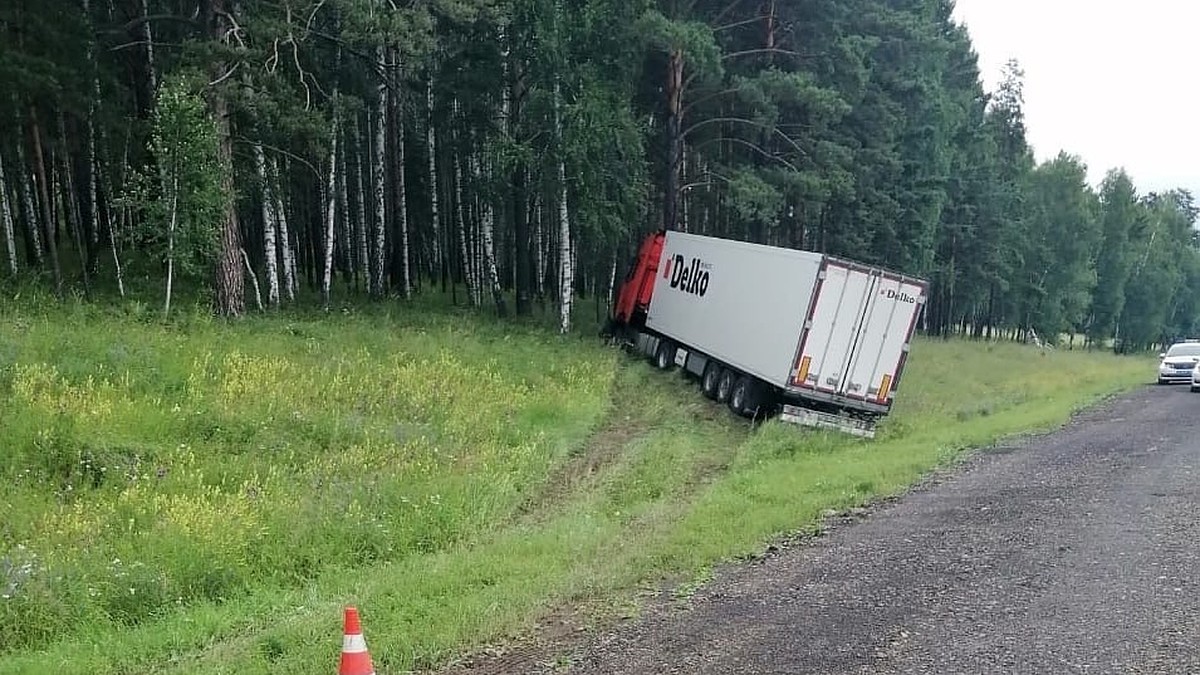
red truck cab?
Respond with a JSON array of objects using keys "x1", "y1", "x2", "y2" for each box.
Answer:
[{"x1": 610, "y1": 230, "x2": 665, "y2": 330}]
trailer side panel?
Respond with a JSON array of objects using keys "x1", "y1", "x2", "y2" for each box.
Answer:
[{"x1": 644, "y1": 231, "x2": 822, "y2": 387}]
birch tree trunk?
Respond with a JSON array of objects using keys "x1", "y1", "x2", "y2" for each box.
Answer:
[
  {"x1": 391, "y1": 49, "x2": 411, "y2": 299},
  {"x1": 426, "y1": 76, "x2": 441, "y2": 286},
  {"x1": 15, "y1": 139, "x2": 43, "y2": 266},
  {"x1": 454, "y1": 150, "x2": 472, "y2": 304},
  {"x1": 83, "y1": 0, "x2": 101, "y2": 254},
  {"x1": 165, "y1": 173, "x2": 178, "y2": 316},
  {"x1": 336, "y1": 124, "x2": 351, "y2": 285},
  {"x1": 321, "y1": 113, "x2": 340, "y2": 307},
  {"x1": 271, "y1": 157, "x2": 297, "y2": 302},
  {"x1": 607, "y1": 253, "x2": 617, "y2": 309},
  {"x1": 242, "y1": 247, "x2": 263, "y2": 310},
  {"x1": 254, "y1": 143, "x2": 280, "y2": 306},
  {"x1": 0, "y1": 154, "x2": 17, "y2": 275},
  {"x1": 554, "y1": 79, "x2": 572, "y2": 333},
  {"x1": 353, "y1": 114, "x2": 369, "y2": 291},
  {"x1": 370, "y1": 47, "x2": 388, "y2": 298},
  {"x1": 97, "y1": 130, "x2": 124, "y2": 295}
]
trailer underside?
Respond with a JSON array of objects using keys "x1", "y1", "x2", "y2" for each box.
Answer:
[{"x1": 608, "y1": 325, "x2": 880, "y2": 438}]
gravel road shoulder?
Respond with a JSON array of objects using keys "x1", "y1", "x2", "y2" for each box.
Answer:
[{"x1": 439, "y1": 384, "x2": 1200, "y2": 674}]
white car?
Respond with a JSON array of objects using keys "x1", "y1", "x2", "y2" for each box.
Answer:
[{"x1": 1158, "y1": 341, "x2": 1200, "y2": 384}]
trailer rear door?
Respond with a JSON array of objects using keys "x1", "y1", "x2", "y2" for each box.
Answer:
[{"x1": 790, "y1": 259, "x2": 925, "y2": 412}]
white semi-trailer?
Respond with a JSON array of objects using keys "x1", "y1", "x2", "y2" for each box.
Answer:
[{"x1": 605, "y1": 230, "x2": 927, "y2": 438}]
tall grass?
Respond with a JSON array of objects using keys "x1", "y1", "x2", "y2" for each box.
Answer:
[{"x1": 0, "y1": 294, "x2": 1152, "y2": 673}]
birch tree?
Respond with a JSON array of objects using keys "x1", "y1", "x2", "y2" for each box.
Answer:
[
  {"x1": 370, "y1": 47, "x2": 388, "y2": 298},
  {"x1": 554, "y1": 76, "x2": 572, "y2": 333},
  {"x1": 254, "y1": 143, "x2": 280, "y2": 306},
  {"x1": 271, "y1": 157, "x2": 297, "y2": 302},
  {"x1": 14, "y1": 139, "x2": 42, "y2": 267},
  {"x1": 353, "y1": 115, "x2": 370, "y2": 290},
  {"x1": 122, "y1": 73, "x2": 224, "y2": 316},
  {"x1": 426, "y1": 75, "x2": 441, "y2": 286},
  {"x1": 0, "y1": 153, "x2": 17, "y2": 275},
  {"x1": 470, "y1": 150, "x2": 504, "y2": 315},
  {"x1": 321, "y1": 110, "x2": 340, "y2": 307},
  {"x1": 391, "y1": 48, "x2": 411, "y2": 299}
]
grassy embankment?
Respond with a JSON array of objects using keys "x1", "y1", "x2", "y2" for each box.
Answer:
[{"x1": 0, "y1": 293, "x2": 1152, "y2": 673}]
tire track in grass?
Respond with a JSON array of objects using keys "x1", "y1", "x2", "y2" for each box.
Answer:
[{"x1": 435, "y1": 360, "x2": 754, "y2": 675}]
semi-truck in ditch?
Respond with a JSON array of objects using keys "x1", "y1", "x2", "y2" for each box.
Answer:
[{"x1": 603, "y1": 230, "x2": 928, "y2": 438}]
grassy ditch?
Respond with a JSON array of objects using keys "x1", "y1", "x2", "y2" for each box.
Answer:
[{"x1": 0, "y1": 298, "x2": 1152, "y2": 673}]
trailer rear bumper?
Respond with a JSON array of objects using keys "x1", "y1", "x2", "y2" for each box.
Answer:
[{"x1": 779, "y1": 404, "x2": 877, "y2": 439}]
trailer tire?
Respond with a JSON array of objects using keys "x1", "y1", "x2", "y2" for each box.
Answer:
[
  {"x1": 701, "y1": 362, "x2": 722, "y2": 399},
  {"x1": 730, "y1": 376, "x2": 770, "y2": 418},
  {"x1": 716, "y1": 369, "x2": 736, "y2": 404},
  {"x1": 654, "y1": 340, "x2": 676, "y2": 370},
  {"x1": 729, "y1": 375, "x2": 751, "y2": 415}
]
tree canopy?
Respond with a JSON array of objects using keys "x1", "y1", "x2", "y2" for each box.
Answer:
[{"x1": 0, "y1": 0, "x2": 1195, "y2": 347}]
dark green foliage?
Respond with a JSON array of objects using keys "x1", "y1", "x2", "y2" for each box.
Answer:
[{"x1": 0, "y1": 0, "x2": 1196, "y2": 347}]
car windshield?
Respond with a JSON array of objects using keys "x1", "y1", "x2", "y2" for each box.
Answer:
[{"x1": 1166, "y1": 343, "x2": 1200, "y2": 357}]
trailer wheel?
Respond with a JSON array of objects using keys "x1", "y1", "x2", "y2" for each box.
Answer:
[
  {"x1": 654, "y1": 340, "x2": 676, "y2": 370},
  {"x1": 729, "y1": 375, "x2": 751, "y2": 415},
  {"x1": 701, "y1": 362, "x2": 722, "y2": 400},
  {"x1": 729, "y1": 376, "x2": 770, "y2": 418},
  {"x1": 715, "y1": 369, "x2": 736, "y2": 404}
]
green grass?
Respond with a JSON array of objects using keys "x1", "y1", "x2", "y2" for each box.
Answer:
[{"x1": 0, "y1": 293, "x2": 1153, "y2": 673}]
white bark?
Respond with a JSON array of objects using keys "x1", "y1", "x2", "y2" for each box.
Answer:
[
  {"x1": 271, "y1": 157, "x2": 297, "y2": 302},
  {"x1": 370, "y1": 47, "x2": 388, "y2": 298},
  {"x1": 99, "y1": 135, "x2": 124, "y2": 296},
  {"x1": 454, "y1": 144, "x2": 475, "y2": 305},
  {"x1": 353, "y1": 114, "x2": 369, "y2": 290},
  {"x1": 254, "y1": 143, "x2": 280, "y2": 306},
  {"x1": 426, "y1": 76, "x2": 441, "y2": 284},
  {"x1": 472, "y1": 194, "x2": 483, "y2": 307},
  {"x1": 165, "y1": 172, "x2": 178, "y2": 316},
  {"x1": 392, "y1": 52, "x2": 411, "y2": 299},
  {"x1": 607, "y1": 253, "x2": 617, "y2": 309},
  {"x1": 242, "y1": 247, "x2": 263, "y2": 310},
  {"x1": 554, "y1": 78, "x2": 573, "y2": 333},
  {"x1": 321, "y1": 113, "x2": 340, "y2": 307},
  {"x1": 15, "y1": 140, "x2": 42, "y2": 264},
  {"x1": 0, "y1": 154, "x2": 17, "y2": 275},
  {"x1": 336, "y1": 121, "x2": 351, "y2": 284},
  {"x1": 84, "y1": 0, "x2": 100, "y2": 247}
]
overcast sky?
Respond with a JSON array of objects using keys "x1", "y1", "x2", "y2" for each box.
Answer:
[{"x1": 951, "y1": 0, "x2": 1200, "y2": 199}]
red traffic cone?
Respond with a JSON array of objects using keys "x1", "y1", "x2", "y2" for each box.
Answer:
[{"x1": 339, "y1": 606, "x2": 375, "y2": 675}]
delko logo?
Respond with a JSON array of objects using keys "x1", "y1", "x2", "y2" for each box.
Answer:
[
  {"x1": 881, "y1": 287, "x2": 918, "y2": 304},
  {"x1": 665, "y1": 253, "x2": 711, "y2": 297}
]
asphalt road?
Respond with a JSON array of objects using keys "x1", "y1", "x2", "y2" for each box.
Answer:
[{"x1": 552, "y1": 384, "x2": 1200, "y2": 674}]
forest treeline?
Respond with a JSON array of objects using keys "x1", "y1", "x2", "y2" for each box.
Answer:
[{"x1": 1, "y1": 0, "x2": 1196, "y2": 350}]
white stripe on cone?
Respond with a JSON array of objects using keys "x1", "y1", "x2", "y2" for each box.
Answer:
[{"x1": 343, "y1": 633, "x2": 368, "y2": 653}]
